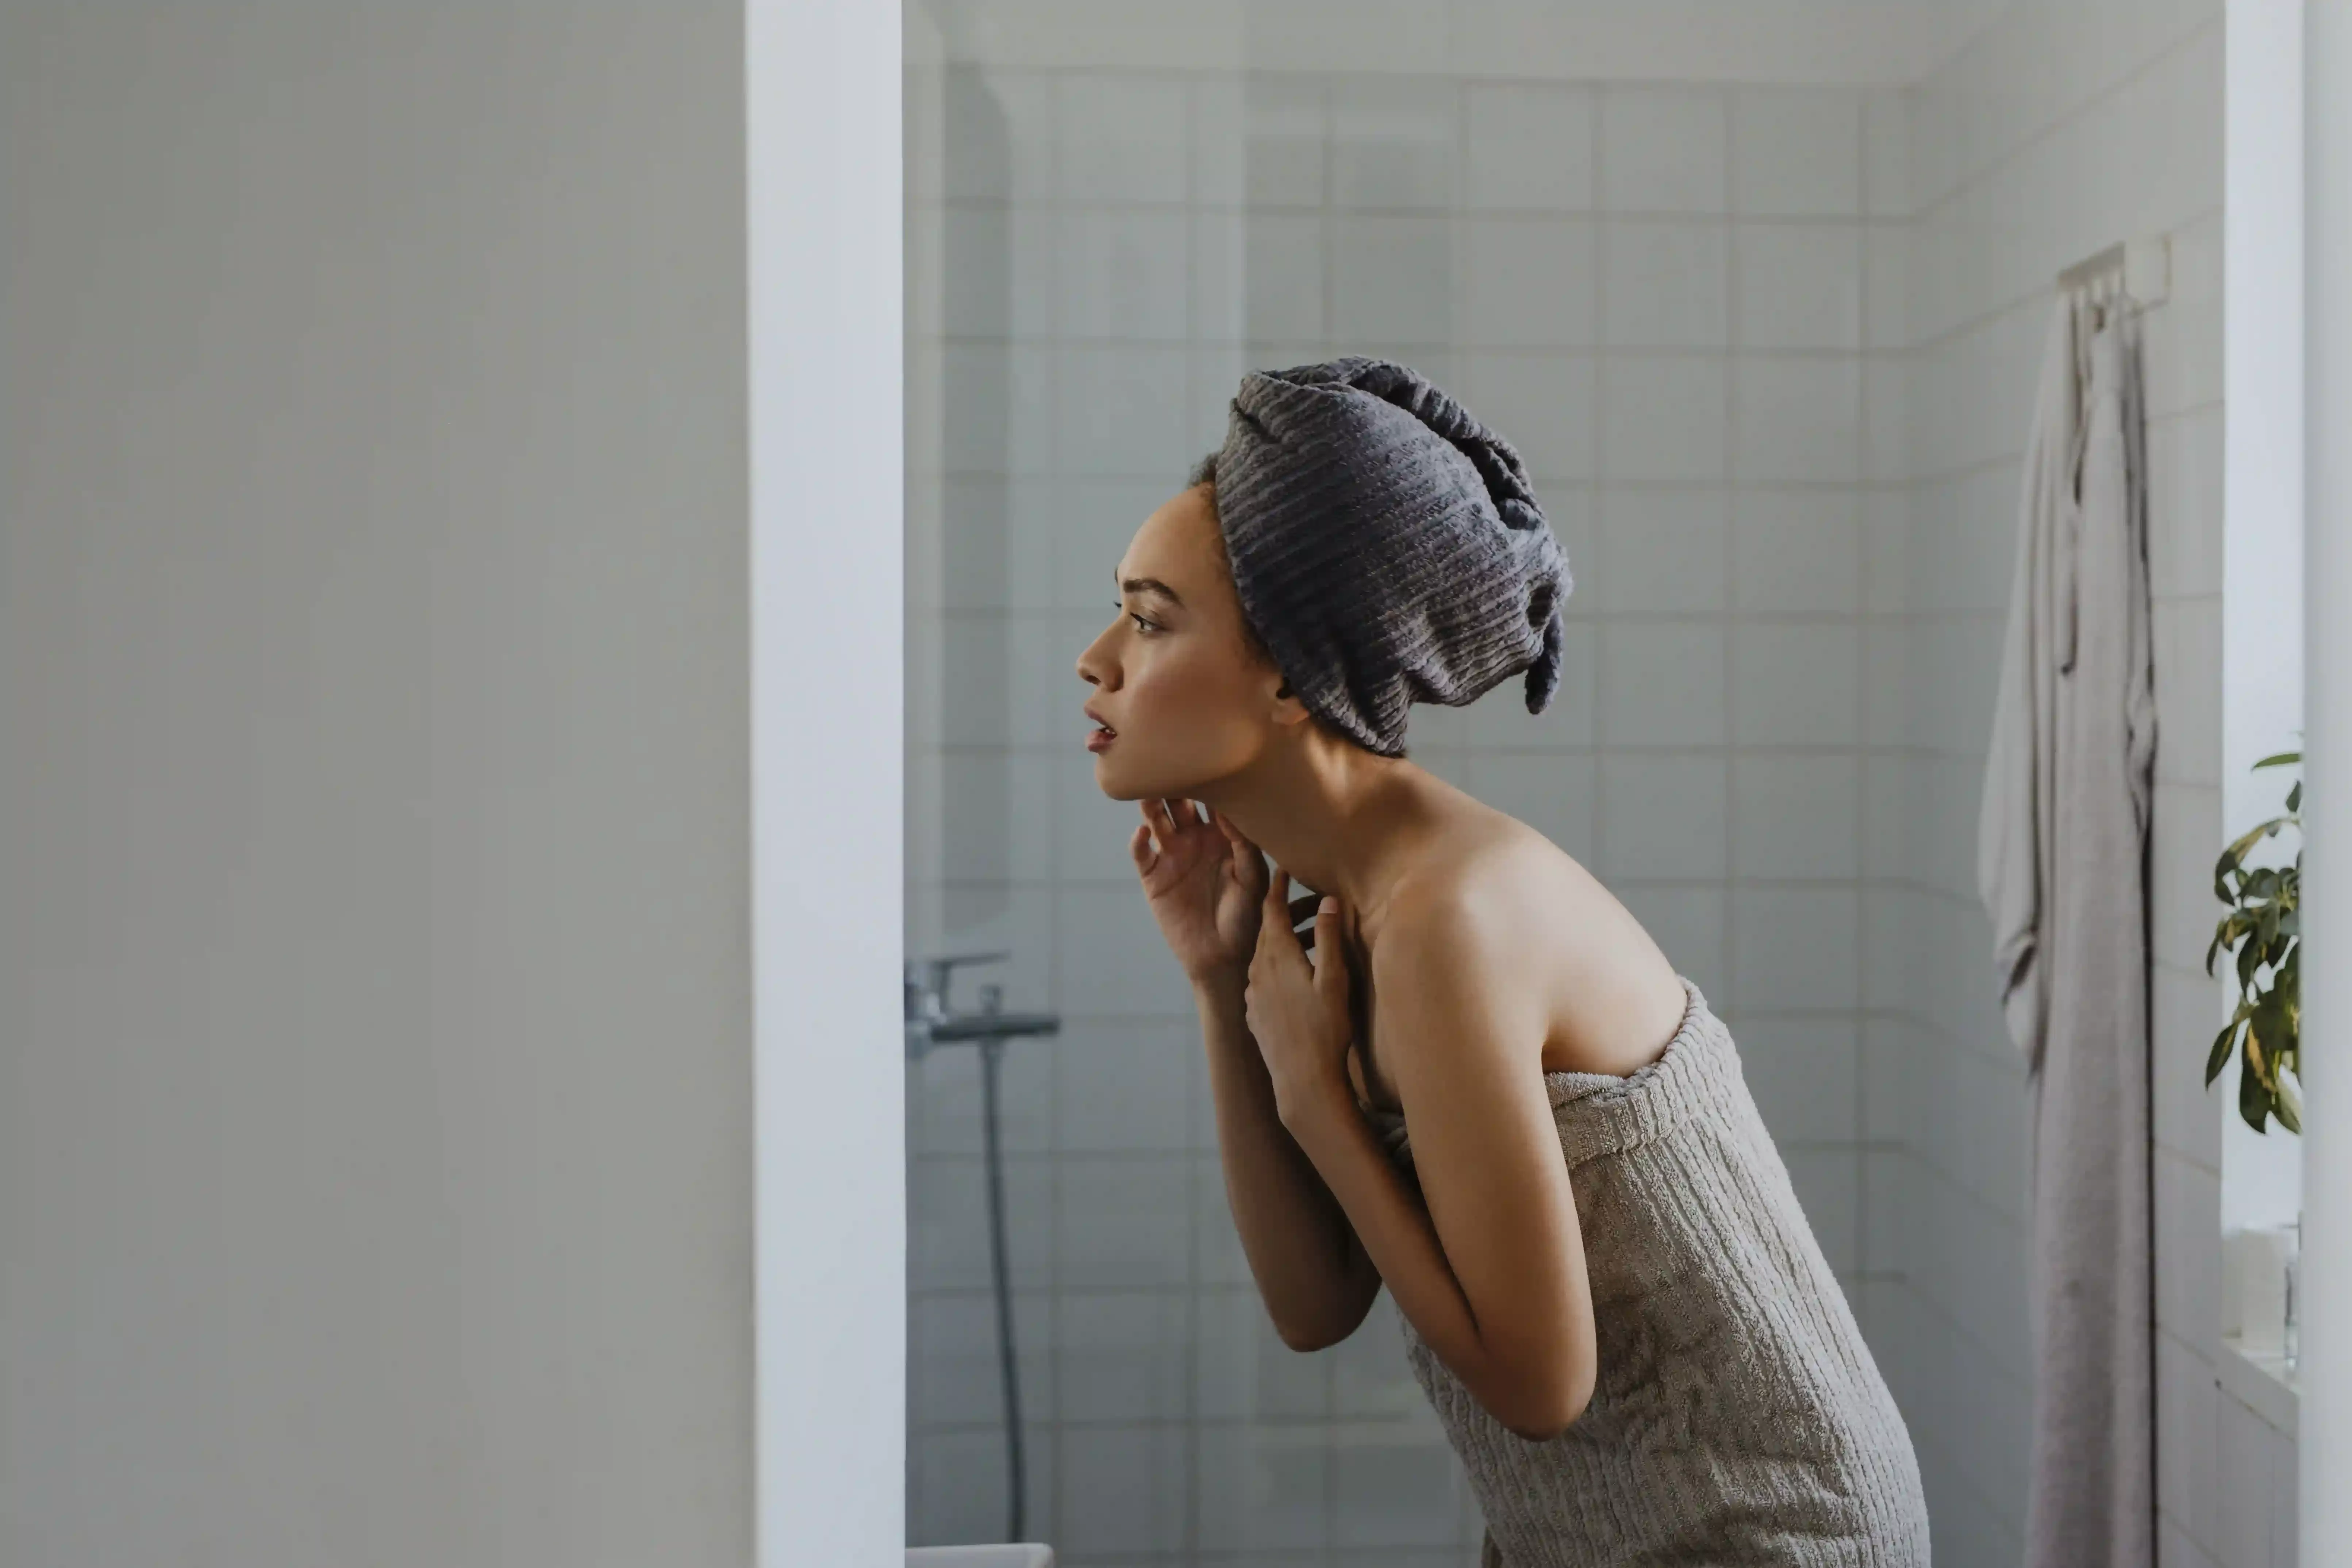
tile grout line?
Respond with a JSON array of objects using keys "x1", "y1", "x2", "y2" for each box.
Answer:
[
  {"x1": 1178, "y1": 76, "x2": 1203, "y2": 1568},
  {"x1": 1044, "y1": 74, "x2": 1066, "y2": 1552},
  {"x1": 1591, "y1": 82, "x2": 1613, "y2": 890},
  {"x1": 1721, "y1": 84, "x2": 1740, "y2": 1021},
  {"x1": 1318, "y1": 68, "x2": 1343, "y2": 1558},
  {"x1": 1852, "y1": 90, "x2": 1875, "y2": 1286}
]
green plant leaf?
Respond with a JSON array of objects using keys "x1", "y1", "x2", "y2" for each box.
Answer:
[
  {"x1": 2213, "y1": 849, "x2": 2244, "y2": 905},
  {"x1": 2240, "y1": 1039, "x2": 2272, "y2": 1131},
  {"x1": 2206, "y1": 1021, "x2": 2237, "y2": 1086},
  {"x1": 2206, "y1": 913, "x2": 2245, "y2": 974},
  {"x1": 2229, "y1": 817, "x2": 2291, "y2": 861},
  {"x1": 2205, "y1": 748, "x2": 2304, "y2": 1137}
]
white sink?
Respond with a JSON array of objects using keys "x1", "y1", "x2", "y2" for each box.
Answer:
[{"x1": 906, "y1": 1548, "x2": 1053, "y2": 1568}]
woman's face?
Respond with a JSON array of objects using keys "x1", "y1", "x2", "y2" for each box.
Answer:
[{"x1": 1075, "y1": 485, "x2": 1291, "y2": 801}]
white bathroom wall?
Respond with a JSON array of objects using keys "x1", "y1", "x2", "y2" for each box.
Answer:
[
  {"x1": 1885, "y1": 4, "x2": 2296, "y2": 1567},
  {"x1": 903, "y1": 55, "x2": 1893, "y2": 1566},
  {"x1": 0, "y1": 5, "x2": 758, "y2": 1564}
]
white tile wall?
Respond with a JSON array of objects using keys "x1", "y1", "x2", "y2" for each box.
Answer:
[
  {"x1": 1732, "y1": 756, "x2": 1861, "y2": 879},
  {"x1": 1465, "y1": 83, "x2": 1595, "y2": 212},
  {"x1": 1734, "y1": 358, "x2": 1864, "y2": 483},
  {"x1": 1732, "y1": 624, "x2": 1863, "y2": 747},
  {"x1": 1734, "y1": 490, "x2": 1863, "y2": 613},
  {"x1": 906, "y1": 17, "x2": 2248, "y2": 1559},
  {"x1": 1600, "y1": 358, "x2": 1729, "y2": 481},
  {"x1": 1598, "y1": 754, "x2": 1729, "y2": 881},
  {"x1": 1059, "y1": 75, "x2": 1188, "y2": 203},
  {"x1": 1600, "y1": 87, "x2": 1728, "y2": 215},
  {"x1": 1731, "y1": 89, "x2": 1864, "y2": 218},
  {"x1": 1331, "y1": 76, "x2": 1458, "y2": 211},
  {"x1": 1463, "y1": 217, "x2": 1598, "y2": 346},
  {"x1": 1603, "y1": 221, "x2": 1729, "y2": 348},
  {"x1": 1596, "y1": 489, "x2": 1729, "y2": 613},
  {"x1": 1737, "y1": 225, "x2": 1864, "y2": 352},
  {"x1": 1332, "y1": 214, "x2": 1456, "y2": 344},
  {"x1": 1601, "y1": 622, "x2": 1730, "y2": 746}
]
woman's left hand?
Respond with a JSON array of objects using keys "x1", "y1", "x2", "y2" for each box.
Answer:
[{"x1": 1244, "y1": 865, "x2": 1356, "y2": 1126}]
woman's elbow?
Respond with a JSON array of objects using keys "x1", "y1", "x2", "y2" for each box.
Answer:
[
  {"x1": 1495, "y1": 1367, "x2": 1594, "y2": 1442},
  {"x1": 1502, "y1": 1407, "x2": 1579, "y2": 1444},
  {"x1": 1269, "y1": 1295, "x2": 1372, "y2": 1353},
  {"x1": 1275, "y1": 1318, "x2": 1345, "y2": 1353}
]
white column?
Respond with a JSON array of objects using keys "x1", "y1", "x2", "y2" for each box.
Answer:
[
  {"x1": 2303, "y1": 3, "x2": 2352, "y2": 1556},
  {"x1": 749, "y1": 3, "x2": 906, "y2": 1566},
  {"x1": 2224, "y1": 0, "x2": 2310, "y2": 1233}
]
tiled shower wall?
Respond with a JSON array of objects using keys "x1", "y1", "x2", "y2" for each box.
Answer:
[
  {"x1": 1878, "y1": 4, "x2": 2298, "y2": 1567},
  {"x1": 903, "y1": 63, "x2": 1899, "y2": 1564}
]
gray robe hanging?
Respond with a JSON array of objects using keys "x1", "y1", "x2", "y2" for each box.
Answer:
[{"x1": 1977, "y1": 293, "x2": 2158, "y2": 1568}]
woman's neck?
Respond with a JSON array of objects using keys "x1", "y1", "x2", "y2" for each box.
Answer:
[{"x1": 1202, "y1": 739, "x2": 1453, "y2": 924}]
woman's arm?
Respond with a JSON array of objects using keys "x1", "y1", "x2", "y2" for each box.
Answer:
[
  {"x1": 1196, "y1": 968, "x2": 1384, "y2": 1351},
  {"x1": 1279, "y1": 886, "x2": 1596, "y2": 1441}
]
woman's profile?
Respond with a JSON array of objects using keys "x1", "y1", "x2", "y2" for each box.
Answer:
[{"x1": 1073, "y1": 357, "x2": 1932, "y2": 1566}]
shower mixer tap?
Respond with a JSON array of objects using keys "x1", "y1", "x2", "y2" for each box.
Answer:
[{"x1": 903, "y1": 951, "x2": 1060, "y2": 1060}]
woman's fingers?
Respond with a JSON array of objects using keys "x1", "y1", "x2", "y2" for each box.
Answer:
[
  {"x1": 1288, "y1": 892, "x2": 1321, "y2": 951},
  {"x1": 1312, "y1": 896, "x2": 1348, "y2": 1003},
  {"x1": 1258, "y1": 865, "x2": 1300, "y2": 958},
  {"x1": 1129, "y1": 820, "x2": 1154, "y2": 874}
]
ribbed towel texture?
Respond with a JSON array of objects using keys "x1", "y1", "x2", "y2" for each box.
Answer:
[
  {"x1": 1359, "y1": 980, "x2": 1932, "y2": 1567},
  {"x1": 1209, "y1": 356, "x2": 1572, "y2": 758}
]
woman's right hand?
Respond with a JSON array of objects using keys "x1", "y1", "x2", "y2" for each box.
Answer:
[{"x1": 1131, "y1": 799, "x2": 1314, "y2": 990}]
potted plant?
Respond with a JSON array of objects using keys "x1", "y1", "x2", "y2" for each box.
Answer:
[{"x1": 2206, "y1": 750, "x2": 2302, "y2": 1133}]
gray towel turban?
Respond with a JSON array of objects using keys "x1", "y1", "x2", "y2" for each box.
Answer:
[{"x1": 1205, "y1": 355, "x2": 1573, "y2": 758}]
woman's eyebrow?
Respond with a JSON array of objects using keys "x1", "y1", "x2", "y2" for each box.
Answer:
[{"x1": 1113, "y1": 570, "x2": 1185, "y2": 608}]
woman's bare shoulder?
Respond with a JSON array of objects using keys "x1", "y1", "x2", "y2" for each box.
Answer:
[
  {"x1": 1384, "y1": 814, "x2": 1685, "y2": 1076},
  {"x1": 1387, "y1": 809, "x2": 1594, "y2": 925}
]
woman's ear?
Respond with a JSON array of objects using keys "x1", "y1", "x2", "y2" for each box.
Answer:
[{"x1": 1265, "y1": 678, "x2": 1317, "y2": 737}]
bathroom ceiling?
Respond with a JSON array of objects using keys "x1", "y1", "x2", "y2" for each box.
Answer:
[{"x1": 911, "y1": 0, "x2": 2011, "y2": 86}]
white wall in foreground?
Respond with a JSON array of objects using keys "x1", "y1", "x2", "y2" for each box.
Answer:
[
  {"x1": 753, "y1": 0, "x2": 908, "y2": 1564},
  {"x1": 0, "y1": 5, "x2": 760, "y2": 1563},
  {"x1": 2218, "y1": 0, "x2": 2306, "y2": 1242}
]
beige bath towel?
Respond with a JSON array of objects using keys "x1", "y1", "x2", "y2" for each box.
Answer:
[
  {"x1": 1362, "y1": 979, "x2": 1932, "y2": 1566},
  {"x1": 1978, "y1": 295, "x2": 2159, "y2": 1568}
]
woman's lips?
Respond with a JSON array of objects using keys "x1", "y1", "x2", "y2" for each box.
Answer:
[{"x1": 1087, "y1": 724, "x2": 1117, "y2": 753}]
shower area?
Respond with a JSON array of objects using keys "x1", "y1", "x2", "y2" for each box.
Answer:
[{"x1": 900, "y1": 4, "x2": 2229, "y2": 1565}]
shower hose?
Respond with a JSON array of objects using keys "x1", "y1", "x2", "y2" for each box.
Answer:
[{"x1": 978, "y1": 1035, "x2": 1026, "y2": 1544}]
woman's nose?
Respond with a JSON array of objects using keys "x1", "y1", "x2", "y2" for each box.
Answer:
[{"x1": 1075, "y1": 633, "x2": 1112, "y2": 685}]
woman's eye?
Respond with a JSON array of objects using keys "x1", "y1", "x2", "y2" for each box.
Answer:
[{"x1": 1117, "y1": 604, "x2": 1158, "y2": 635}]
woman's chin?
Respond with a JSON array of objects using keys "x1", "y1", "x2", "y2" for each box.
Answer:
[{"x1": 1092, "y1": 761, "x2": 1163, "y2": 806}]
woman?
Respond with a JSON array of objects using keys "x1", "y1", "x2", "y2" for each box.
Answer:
[{"x1": 1073, "y1": 357, "x2": 1931, "y2": 1567}]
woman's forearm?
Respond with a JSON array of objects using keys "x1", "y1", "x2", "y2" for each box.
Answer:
[
  {"x1": 1194, "y1": 972, "x2": 1380, "y2": 1348},
  {"x1": 1281, "y1": 1084, "x2": 1576, "y2": 1436}
]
